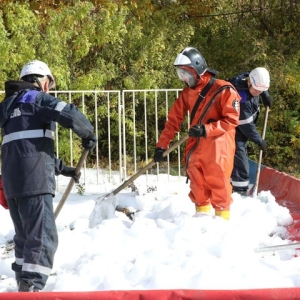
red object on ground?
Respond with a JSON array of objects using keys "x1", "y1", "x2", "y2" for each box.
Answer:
[
  {"x1": 286, "y1": 218, "x2": 300, "y2": 242},
  {"x1": 1, "y1": 289, "x2": 300, "y2": 300},
  {"x1": 257, "y1": 165, "x2": 300, "y2": 242},
  {"x1": 0, "y1": 176, "x2": 8, "y2": 209},
  {"x1": 258, "y1": 166, "x2": 300, "y2": 208}
]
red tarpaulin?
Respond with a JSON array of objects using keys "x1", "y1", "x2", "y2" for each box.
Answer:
[
  {"x1": 257, "y1": 165, "x2": 300, "y2": 241},
  {"x1": 258, "y1": 166, "x2": 300, "y2": 210},
  {"x1": 1, "y1": 289, "x2": 300, "y2": 300}
]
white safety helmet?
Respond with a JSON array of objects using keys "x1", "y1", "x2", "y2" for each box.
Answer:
[
  {"x1": 249, "y1": 67, "x2": 270, "y2": 91},
  {"x1": 20, "y1": 60, "x2": 55, "y2": 89}
]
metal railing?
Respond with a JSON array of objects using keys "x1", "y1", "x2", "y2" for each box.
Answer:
[
  {"x1": 51, "y1": 90, "x2": 122, "y2": 187},
  {"x1": 1, "y1": 89, "x2": 187, "y2": 189},
  {"x1": 121, "y1": 89, "x2": 184, "y2": 182}
]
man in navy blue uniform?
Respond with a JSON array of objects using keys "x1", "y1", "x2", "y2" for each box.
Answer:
[
  {"x1": 229, "y1": 67, "x2": 272, "y2": 195},
  {"x1": 0, "y1": 60, "x2": 97, "y2": 292}
]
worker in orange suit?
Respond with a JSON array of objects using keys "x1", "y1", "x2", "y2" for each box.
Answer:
[{"x1": 153, "y1": 47, "x2": 241, "y2": 220}]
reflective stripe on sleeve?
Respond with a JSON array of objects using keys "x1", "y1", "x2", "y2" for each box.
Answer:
[
  {"x1": 239, "y1": 109, "x2": 259, "y2": 125},
  {"x1": 239, "y1": 115, "x2": 254, "y2": 125},
  {"x1": 54, "y1": 101, "x2": 67, "y2": 112}
]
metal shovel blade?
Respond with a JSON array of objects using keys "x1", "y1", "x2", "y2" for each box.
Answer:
[
  {"x1": 89, "y1": 193, "x2": 117, "y2": 228},
  {"x1": 88, "y1": 134, "x2": 189, "y2": 228}
]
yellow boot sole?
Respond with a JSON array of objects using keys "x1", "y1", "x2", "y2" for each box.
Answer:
[
  {"x1": 215, "y1": 210, "x2": 230, "y2": 220},
  {"x1": 195, "y1": 204, "x2": 211, "y2": 213}
]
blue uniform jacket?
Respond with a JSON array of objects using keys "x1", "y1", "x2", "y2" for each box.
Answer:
[
  {"x1": 230, "y1": 73, "x2": 263, "y2": 145},
  {"x1": 235, "y1": 89, "x2": 262, "y2": 145},
  {"x1": 0, "y1": 81, "x2": 94, "y2": 198}
]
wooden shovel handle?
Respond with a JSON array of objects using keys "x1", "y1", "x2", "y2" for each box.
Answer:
[
  {"x1": 252, "y1": 106, "x2": 269, "y2": 197},
  {"x1": 111, "y1": 134, "x2": 189, "y2": 196},
  {"x1": 54, "y1": 149, "x2": 89, "y2": 219}
]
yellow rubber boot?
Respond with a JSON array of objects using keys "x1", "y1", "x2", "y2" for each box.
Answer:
[
  {"x1": 195, "y1": 204, "x2": 211, "y2": 213},
  {"x1": 215, "y1": 210, "x2": 230, "y2": 220}
]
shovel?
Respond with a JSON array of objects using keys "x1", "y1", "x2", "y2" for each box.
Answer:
[
  {"x1": 89, "y1": 134, "x2": 189, "y2": 228},
  {"x1": 252, "y1": 106, "x2": 269, "y2": 198},
  {"x1": 54, "y1": 149, "x2": 89, "y2": 219},
  {"x1": 254, "y1": 242, "x2": 300, "y2": 253}
]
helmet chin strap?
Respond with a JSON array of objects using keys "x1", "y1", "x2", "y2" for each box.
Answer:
[{"x1": 33, "y1": 75, "x2": 44, "y2": 92}]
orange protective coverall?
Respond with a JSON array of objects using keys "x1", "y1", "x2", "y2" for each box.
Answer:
[{"x1": 156, "y1": 72, "x2": 241, "y2": 212}]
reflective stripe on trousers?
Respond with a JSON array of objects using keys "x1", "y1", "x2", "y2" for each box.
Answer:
[{"x1": 7, "y1": 194, "x2": 58, "y2": 290}]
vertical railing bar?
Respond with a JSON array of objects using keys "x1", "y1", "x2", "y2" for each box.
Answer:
[
  {"x1": 69, "y1": 92, "x2": 73, "y2": 166},
  {"x1": 107, "y1": 92, "x2": 112, "y2": 181},
  {"x1": 94, "y1": 92, "x2": 99, "y2": 185},
  {"x1": 122, "y1": 90, "x2": 126, "y2": 182},
  {"x1": 154, "y1": 90, "x2": 159, "y2": 179},
  {"x1": 133, "y1": 92, "x2": 137, "y2": 174},
  {"x1": 165, "y1": 91, "x2": 170, "y2": 181},
  {"x1": 144, "y1": 91, "x2": 148, "y2": 181},
  {"x1": 176, "y1": 95, "x2": 181, "y2": 179},
  {"x1": 118, "y1": 91, "x2": 122, "y2": 184},
  {"x1": 173, "y1": 90, "x2": 182, "y2": 179}
]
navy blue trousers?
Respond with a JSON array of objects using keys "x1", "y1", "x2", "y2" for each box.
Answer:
[
  {"x1": 231, "y1": 140, "x2": 250, "y2": 191},
  {"x1": 8, "y1": 194, "x2": 58, "y2": 290}
]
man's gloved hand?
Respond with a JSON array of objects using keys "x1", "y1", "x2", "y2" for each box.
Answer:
[
  {"x1": 261, "y1": 91, "x2": 273, "y2": 108},
  {"x1": 188, "y1": 124, "x2": 206, "y2": 138},
  {"x1": 154, "y1": 147, "x2": 166, "y2": 163},
  {"x1": 62, "y1": 167, "x2": 81, "y2": 183},
  {"x1": 259, "y1": 139, "x2": 267, "y2": 151},
  {"x1": 82, "y1": 134, "x2": 97, "y2": 150}
]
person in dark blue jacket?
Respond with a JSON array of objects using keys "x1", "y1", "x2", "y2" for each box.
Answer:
[
  {"x1": 0, "y1": 60, "x2": 97, "y2": 292},
  {"x1": 229, "y1": 67, "x2": 272, "y2": 195}
]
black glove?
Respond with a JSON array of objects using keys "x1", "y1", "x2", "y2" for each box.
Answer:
[
  {"x1": 154, "y1": 147, "x2": 166, "y2": 163},
  {"x1": 259, "y1": 139, "x2": 267, "y2": 151},
  {"x1": 188, "y1": 124, "x2": 206, "y2": 138},
  {"x1": 61, "y1": 167, "x2": 81, "y2": 183},
  {"x1": 261, "y1": 91, "x2": 273, "y2": 108},
  {"x1": 82, "y1": 134, "x2": 97, "y2": 150}
]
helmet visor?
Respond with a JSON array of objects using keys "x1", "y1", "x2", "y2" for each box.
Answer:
[
  {"x1": 250, "y1": 81, "x2": 268, "y2": 92},
  {"x1": 176, "y1": 67, "x2": 197, "y2": 87}
]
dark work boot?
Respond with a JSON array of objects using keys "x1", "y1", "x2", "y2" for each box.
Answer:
[
  {"x1": 15, "y1": 272, "x2": 21, "y2": 286},
  {"x1": 18, "y1": 280, "x2": 40, "y2": 292},
  {"x1": 233, "y1": 187, "x2": 248, "y2": 196}
]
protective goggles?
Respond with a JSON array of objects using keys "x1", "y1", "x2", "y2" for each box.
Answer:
[{"x1": 176, "y1": 67, "x2": 197, "y2": 88}]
